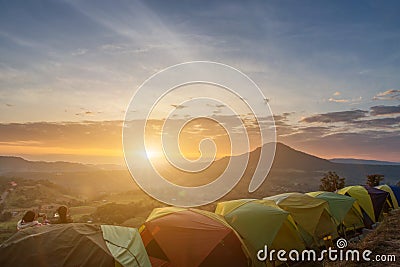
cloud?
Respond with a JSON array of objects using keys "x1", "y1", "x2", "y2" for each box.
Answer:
[
  {"x1": 333, "y1": 91, "x2": 341, "y2": 96},
  {"x1": 0, "y1": 121, "x2": 126, "y2": 164},
  {"x1": 0, "y1": 121, "x2": 123, "y2": 149},
  {"x1": 373, "y1": 89, "x2": 400, "y2": 101},
  {"x1": 279, "y1": 127, "x2": 400, "y2": 162},
  {"x1": 329, "y1": 98, "x2": 349, "y2": 103},
  {"x1": 358, "y1": 70, "x2": 370, "y2": 75},
  {"x1": 171, "y1": 104, "x2": 187, "y2": 109},
  {"x1": 328, "y1": 96, "x2": 362, "y2": 104},
  {"x1": 75, "y1": 110, "x2": 101, "y2": 117},
  {"x1": 352, "y1": 116, "x2": 400, "y2": 128},
  {"x1": 278, "y1": 125, "x2": 332, "y2": 140},
  {"x1": 71, "y1": 48, "x2": 88, "y2": 56},
  {"x1": 370, "y1": 105, "x2": 400, "y2": 116},
  {"x1": 301, "y1": 110, "x2": 368, "y2": 123},
  {"x1": 272, "y1": 112, "x2": 294, "y2": 126},
  {"x1": 99, "y1": 43, "x2": 149, "y2": 54},
  {"x1": 300, "y1": 106, "x2": 400, "y2": 128}
]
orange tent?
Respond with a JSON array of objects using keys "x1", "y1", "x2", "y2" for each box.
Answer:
[{"x1": 140, "y1": 207, "x2": 250, "y2": 267}]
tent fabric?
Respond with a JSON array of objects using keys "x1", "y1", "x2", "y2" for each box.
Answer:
[
  {"x1": 337, "y1": 186, "x2": 376, "y2": 226},
  {"x1": 101, "y1": 225, "x2": 151, "y2": 267},
  {"x1": 389, "y1": 185, "x2": 400, "y2": 206},
  {"x1": 215, "y1": 198, "x2": 297, "y2": 227},
  {"x1": 342, "y1": 203, "x2": 365, "y2": 230},
  {"x1": 264, "y1": 193, "x2": 337, "y2": 246},
  {"x1": 364, "y1": 186, "x2": 389, "y2": 221},
  {"x1": 0, "y1": 223, "x2": 115, "y2": 267},
  {"x1": 216, "y1": 199, "x2": 305, "y2": 266},
  {"x1": 215, "y1": 199, "x2": 256, "y2": 216},
  {"x1": 377, "y1": 185, "x2": 399, "y2": 209},
  {"x1": 145, "y1": 207, "x2": 186, "y2": 222},
  {"x1": 306, "y1": 191, "x2": 356, "y2": 225},
  {"x1": 140, "y1": 207, "x2": 250, "y2": 267}
]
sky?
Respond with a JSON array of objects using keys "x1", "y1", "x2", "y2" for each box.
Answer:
[{"x1": 0, "y1": 0, "x2": 399, "y2": 164}]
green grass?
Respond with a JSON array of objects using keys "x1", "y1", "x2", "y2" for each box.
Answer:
[
  {"x1": 69, "y1": 206, "x2": 96, "y2": 216},
  {"x1": 103, "y1": 190, "x2": 146, "y2": 204},
  {"x1": 69, "y1": 205, "x2": 97, "y2": 221},
  {"x1": 0, "y1": 220, "x2": 18, "y2": 243}
]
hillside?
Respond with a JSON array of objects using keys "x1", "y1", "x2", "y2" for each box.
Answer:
[
  {"x1": 0, "y1": 170, "x2": 138, "y2": 199},
  {"x1": 326, "y1": 209, "x2": 400, "y2": 267},
  {"x1": 217, "y1": 143, "x2": 400, "y2": 199},
  {"x1": 0, "y1": 156, "x2": 96, "y2": 174},
  {"x1": 1, "y1": 179, "x2": 80, "y2": 209},
  {"x1": 0, "y1": 143, "x2": 399, "y2": 200}
]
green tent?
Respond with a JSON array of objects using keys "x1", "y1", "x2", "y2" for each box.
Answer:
[
  {"x1": 215, "y1": 199, "x2": 305, "y2": 266},
  {"x1": 264, "y1": 193, "x2": 338, "y2": 247},
  {"x1": 307, "y1": 191, "x2": 356, "y2": 225},
  {"x1": 101, "y1": 225, "x2": 151, "y2": 267},
  {"x1": 0, "y1": 223, "x2": 150, "y2": 267}
]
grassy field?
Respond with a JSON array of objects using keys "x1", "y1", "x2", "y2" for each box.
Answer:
[
  {"x1": 69, "y1": 205, "x2": 97, "y2": 221},
  {"x1": 0, "y1": 220, "x2": 18, "y2": 243},
  {"x1": 102, "y1": 190, "x2": 149, "y2": 204},
  {"x1": 326, "y1": 209, "x2": 400, "y2": 266}
]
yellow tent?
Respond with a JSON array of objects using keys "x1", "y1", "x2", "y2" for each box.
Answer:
[
  {"x1": 377, "y1": 184, "x2": 399, "y2": 209},
  {"x1": 216, "y1": 199, "x2": 305, "y2": 266},
  {"x1": 264, "y1": 193, "x2": 337, "y2": 248},
  {"x1": 307, "y1": 191, "x2": 364, "y2": 231},
  {"x1": 337, "y1": 186, "x2": 375, "y2": 228},
  {"x1": 343, "y1": 202, "x2": 365, "y2": 231}
]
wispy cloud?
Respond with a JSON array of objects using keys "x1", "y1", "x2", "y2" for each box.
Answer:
[
  {"x1": 0, "y1": 121, "x2": 123, "y2": 149},
  {"x1": 351, "y1": 117, "x2": 400, "y2": 128},
  {"x1": 71, "y1": 48, "x2": 88, "y2": 56},
  {"x1": 171, "y1": 104, "x2": 187, "y2": 109},
  {"x1": 75, "y1": 110, "x2": 102, "y2": 117},
  {"x1": 328, "y1": 91, "x2": 362, "y2": 104},
  {"x1": 370, "y1": 105, "x2": 400, "y2": 116},
  {"x1": 328, "y1": 97, "x2": 349, "y2": 103},
  {"x1": 300, "y1": 110, "x2": 368, "y2": 123},
  {"x1": 300, "y1": 105, "x2": 400, "y2": 128},
  {"x1": 373, "y1": 89, "x2": 400, "y2": 101},
  {"x1": 1, "y1": 1, "x2": 400, "y2": 162}
]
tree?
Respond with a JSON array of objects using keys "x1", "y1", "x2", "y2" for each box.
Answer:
[
  {"x1": 320, "y1": 171, "x2": 345, "y2": 192},
  {"x1": 366, "y1": 174, "x2": 384, "y2": 187}
]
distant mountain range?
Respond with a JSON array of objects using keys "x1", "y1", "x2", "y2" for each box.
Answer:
[
  {"x1": 329, "y1": 158, "x2": 400, "y2": 166},
  {"x1": 0, "y1": 157, "x2": 127, "y2": 174},
  {"x1": 218, "y1": 143, "x2": 400, "y2": 199},
  {"x1": 1, "y1": 143, "x2": 399, "y2": 199},
  {"x1": 0, "y1": 156, "x2": 97, "y2": 174}
]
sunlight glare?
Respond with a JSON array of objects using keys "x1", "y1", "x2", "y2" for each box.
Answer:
[{"x1": 146, "y1": 149, "x2": 161, "y2": 160}]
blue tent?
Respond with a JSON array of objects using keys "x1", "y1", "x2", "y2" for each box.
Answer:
[{"x1": 389, "y1": 185, "x2": 400, "y2": 205}]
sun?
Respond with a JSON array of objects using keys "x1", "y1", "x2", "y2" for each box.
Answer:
[{"x1": 146, "y1": 149, "x2": 161, "y2": 160}]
